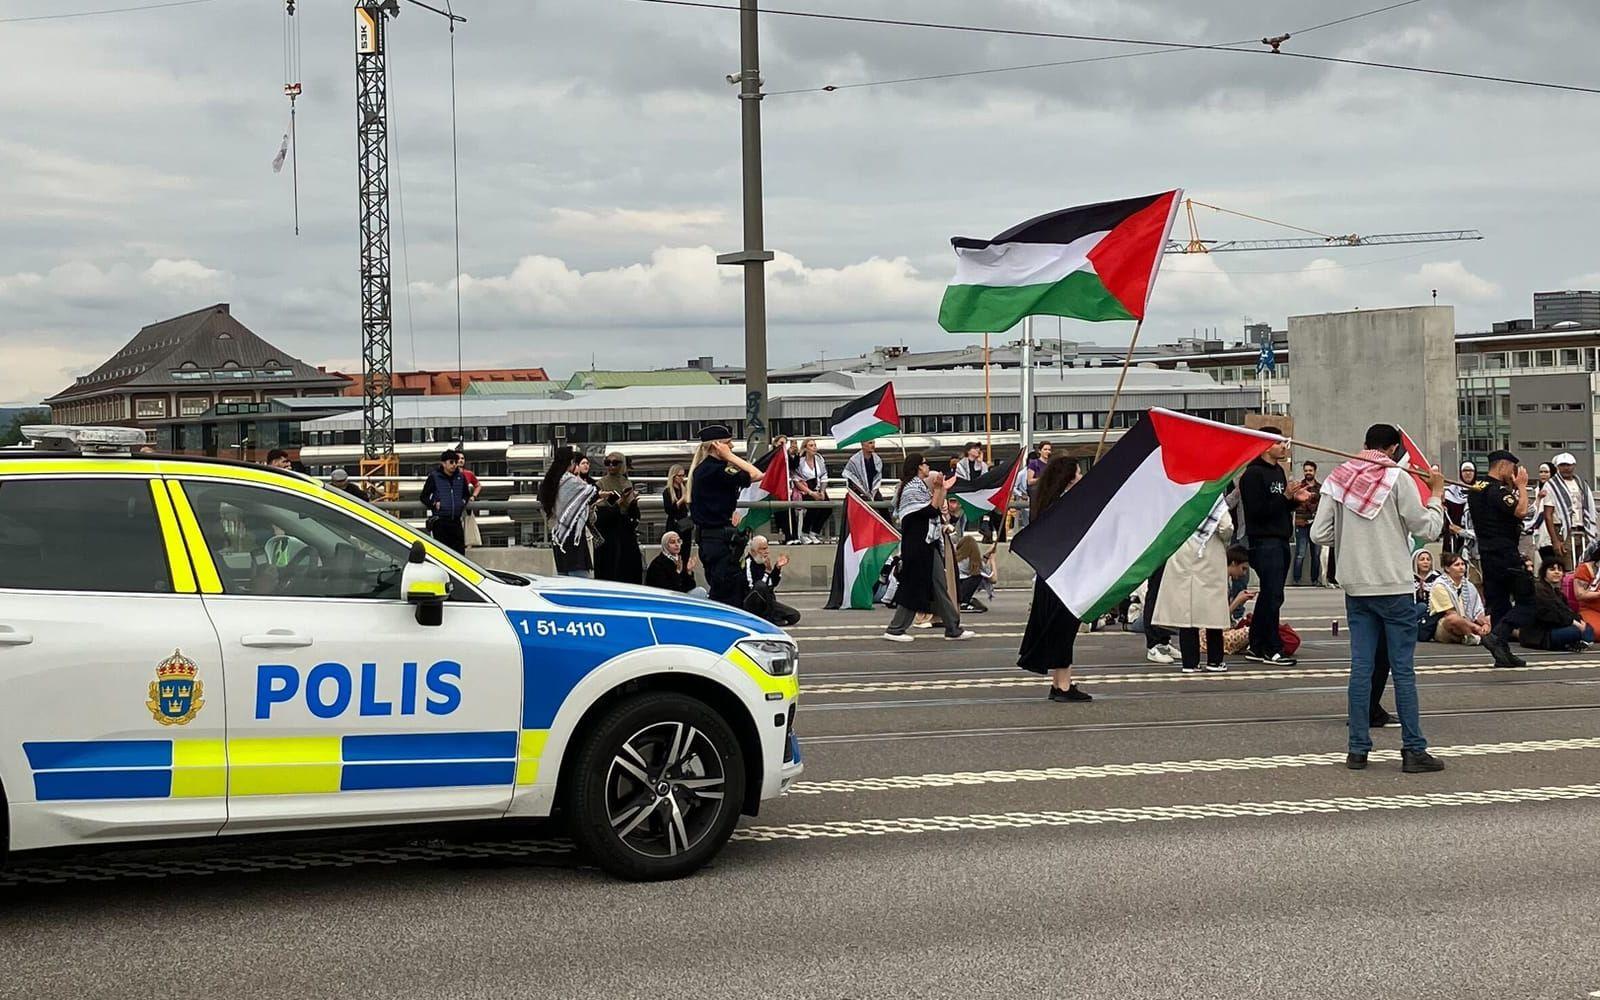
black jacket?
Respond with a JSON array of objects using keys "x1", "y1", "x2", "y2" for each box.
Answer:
[
  {"x1": 1239, "y1": 458, "x2": 1294, "y2": 541},
  {"x1": 1520, "y1": 580, "x2": 1576, "y2": 650},
  {"x1": 646, "y1": 552, "x2": 696, "y2": 593}
]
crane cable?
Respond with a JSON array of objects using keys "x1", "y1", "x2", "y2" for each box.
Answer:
[
  {"x1": 282, "y1": 0, "x2": 302, "y2": 236},
  {"x1": 445, "y1": 1, "x2": 464, "y2": 431}
]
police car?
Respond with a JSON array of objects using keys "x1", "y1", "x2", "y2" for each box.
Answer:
[{"x1": 0, "y1": 427, "x2": 801, "y2": 881}]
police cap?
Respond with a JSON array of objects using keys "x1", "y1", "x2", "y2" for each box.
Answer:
[
  {"x1": 1486, "y1": 449, "x2": 1518, "y2": 468},
  {"x1": 699, "y1": 424, "x2": 732, "y2": 442}
]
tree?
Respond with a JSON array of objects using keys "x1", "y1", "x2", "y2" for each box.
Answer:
[{"x1": 0, "y1": 409, "x2": 49, "y2": 447}]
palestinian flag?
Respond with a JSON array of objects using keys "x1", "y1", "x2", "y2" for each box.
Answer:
[
  {"x1": 950, "y1": 450, "x2": 1024, "y2": 520},
  {"x1": 1012, "y1": 409, "x2": 1280, "y2": 620},
  {"x1": 938, "y1": 190, "x2": 1183, "y2": 333},
  {"x1": 735, "y1": 445, "x2": 790, "y2": 535},
  {"x1": 829, "y1": 382, "x2": 900, "y2": 448},
  {"x1": 1396, "y1": 425, "x2": 1436, "y2": 505},
  {"x1": 824, "y1": 491, "x2": 900, "y2": 610}
]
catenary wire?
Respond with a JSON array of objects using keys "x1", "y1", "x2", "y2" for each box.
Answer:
[{"x1": 629, "y1": 0, "x2": 1600, "y2": 97}]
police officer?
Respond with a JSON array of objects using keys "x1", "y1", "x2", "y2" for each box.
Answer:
[
  {"x1": 687, "y1": 425, "x2": 764, "y2": 606},
  {"x1": 1467, "y1": 449, "x2": 1532, "y2": 668}
]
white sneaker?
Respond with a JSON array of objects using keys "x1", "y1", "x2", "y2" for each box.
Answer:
[
  {"x1": 944, "y1": 630, "x2": 977, "y2": 641},
  {"x1": 1146, "y1": 648, "x2": 1175, "y2": 664},
  {"x1": 1203, "y1": 662, "x2": 1229, "y2": 673},
  {"x1": 882, "y1": 632, "x2": 913, "y2": 643},
  {"x1": 1155, "y1": 643, "x2": 1178, "y2": 659},
  {"x1": 1465, "y1": 634, "x2": 1482, "y2": 646}
]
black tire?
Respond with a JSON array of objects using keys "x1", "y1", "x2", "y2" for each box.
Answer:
[{"x1": 564, "y1": 692, "x2": 746, "y2": 881}]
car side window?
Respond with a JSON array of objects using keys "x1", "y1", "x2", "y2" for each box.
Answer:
[
  {"x1": 0, "y1": 478, "x2": 173, "y2": 594},
  {"x1": 182, "y1": 480, "x2": 414, "y2": 600}
]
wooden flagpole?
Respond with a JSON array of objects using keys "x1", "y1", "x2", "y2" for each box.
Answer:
[
  {"x1": 1291, "y1": 438, "x2": 1465, "y2": 488},
  {"x1": 1094, "y1": 318, "x2": 1145, "y2": 462},
  {"x1": 983, "y1": 333, "x2": 993, "y2": 463}
]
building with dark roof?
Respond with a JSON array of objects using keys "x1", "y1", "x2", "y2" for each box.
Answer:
[{"x1": 45, "y1": 303, "x2": 348, "y2": 429}]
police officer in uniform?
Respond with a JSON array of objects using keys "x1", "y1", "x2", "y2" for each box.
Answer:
[
  {"x1": 1467, "y1": 449, "x2": 1532, "y2": 668},
  {"x1": 687, "y1": 425, "x2": 764, "y2": 606}
]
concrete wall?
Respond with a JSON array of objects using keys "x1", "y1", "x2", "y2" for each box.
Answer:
[
  {"x1": 470, "y1": 540, "x2": 1038, "y2": 592},
  {"x1": 1509, "y1": 372, "x2": 1595, "y2": 483},
  {"x1": 1288, "y1": 306, "x2": 1457, "y2": 469}
]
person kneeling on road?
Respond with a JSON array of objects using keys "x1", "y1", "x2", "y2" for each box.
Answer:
[
  {"x1": 646, "y1": 530, "x2": 708, "y2": 599},
  {"x1": 1312, "y1": 422, "x2": 1448, "y2": 774},
  {"x1": 741, "y1": 535, "x2": 801, "y2": 628}
]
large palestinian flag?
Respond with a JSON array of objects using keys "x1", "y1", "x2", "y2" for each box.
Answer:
[
  {"x1": 938, "y1": 190, "x2": 1183, "y2": 334},
  {"x1": 736, "y1": 445, "x2": 790, "y2": 536},
  {"x1": 829, "y1": 382, "x2": 899, "y2": 448},
  {"x1": 823, "y1": 491, "x2": 901, "y2": 610},
  {"x1": 1012, "y1": 409, "x2": 1280, "y2": 620},
  {"x1": 950, "y1": 450, "x2": 1024, "y2": 521}
]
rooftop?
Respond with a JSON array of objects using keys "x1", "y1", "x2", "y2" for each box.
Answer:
[{"x1": 563, "y1": 369, "x2": 721, "y2": 390}]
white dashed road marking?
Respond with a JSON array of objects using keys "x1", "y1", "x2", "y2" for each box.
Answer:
[
  {"x1": 732, "y1": 784, "x2": 1600, "y2": 843},
  {"x1": 786, "y1": 737, "x2": 1600, "y2": 795},
  {"x1": 800, "y1": 660, "x2": 1596, "y2": 695}
]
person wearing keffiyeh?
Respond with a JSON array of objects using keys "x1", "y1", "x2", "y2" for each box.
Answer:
[
  {"x1": 1310, "y1": 423, "x2": 1447, "y2": 773},
  {"x1": 843, "y1": 440, "x2": 884, "y2": 499},
  {"x1": 538, "y1": 446, "x2": 604, "y2": 577},
  {"x1": 1539, "y1": 452, "x2": 1597, "y2": 570}
]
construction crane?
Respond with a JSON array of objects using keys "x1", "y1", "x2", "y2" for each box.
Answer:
[
  {"x1": 1165, "y1": 198, "x2": 1484, "y2": 254},
  {"x1": 349, "y1": 1, "x2": 463, "y2": 498}
]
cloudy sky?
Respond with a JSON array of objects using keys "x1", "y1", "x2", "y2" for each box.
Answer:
[{"x1": 2, "y1": 0, "x2": 1597, "y2": 404}]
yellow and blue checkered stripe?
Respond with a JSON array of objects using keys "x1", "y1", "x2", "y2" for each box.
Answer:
[{"x1": 24, "y1": 731, "x2": 551, "y2": 801}]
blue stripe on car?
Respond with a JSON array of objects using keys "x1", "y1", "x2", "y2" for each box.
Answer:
[
  {"x1": 340, "y1": 761, "x2": 516, "y2": 791},
  {"x1": 24, "y1": 740, "x2": 173, "y2": 770},
  {"x1": 541, "y1": 591, "x2": 783, "y2": 635},
  {"x1": 34, "y1": 769, "x2": 172, "y2": 801},
  {"x1": 341, "y1": 731, "x2": 518, "y2": 762}
]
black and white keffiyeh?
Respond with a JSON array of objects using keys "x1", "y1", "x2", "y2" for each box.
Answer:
[
  {"x1": 551, "y1": 472, "x2": 597, "y2": 549},
  {"x1": 844, "y1": 450, "x2": 882, "y2": 495},
  {"x1": 1542, "y1": 474, "x2": 1598, "y2": 537},
  {"x1": 1190, "y1": 495, "x2": 1228, "y2": 554}
]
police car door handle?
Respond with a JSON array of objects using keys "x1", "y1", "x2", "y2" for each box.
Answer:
[
  {"x1": 240, "y1": 630, "x2": 313, "y2": 649},
  {"x1": 0, "y1": 626, "x2": 33, "y2": 646}
]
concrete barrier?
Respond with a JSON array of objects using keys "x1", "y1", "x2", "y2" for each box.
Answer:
[{"x1": 468, "y1": 537, "x2": 1036, "y2": 591}]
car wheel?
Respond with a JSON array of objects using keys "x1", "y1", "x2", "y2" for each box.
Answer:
[{"x1": 565, "y1": 692, "x2": 746, "y2": 881}]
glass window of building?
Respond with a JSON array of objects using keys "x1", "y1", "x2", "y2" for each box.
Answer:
[
  {"x1": 1537, "y1": 350, "x2": 1556, "y2": 367},
  {"x1": 1562, "y1": 349, "x2": 1581, "y2": 366},
  {"x1": 1513, "y1": 351, "x2": 1532, "y2": 368},
  {"x1": 1482, "y1": 354, "x2": 1505, "y2": 370}
]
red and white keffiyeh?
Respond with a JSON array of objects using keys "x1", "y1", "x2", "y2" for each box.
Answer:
[{"x1": 1323, "y1": 449, "x2": 1403, "y2": 521}]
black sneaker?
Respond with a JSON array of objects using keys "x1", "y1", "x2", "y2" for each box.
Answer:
[
  {"x1": 1047, "y1": 685, "x2": 1074, "y2": 702},
  {"x1": 1346, "y1": 752, "x2": 1368, "y2": 770},
  {"x1": 1370, "y1": 709, "x2": 1394, "y2": 728},
  {"x1": 1401, "y1": 749, "x2": 1445, "y2": 773},
  {"x1": 1481, "y1": 633, "x2": 1526, "y2": 668},
  {"x1": 1244, "y1": 650, "x2": 1268, "y2": 663}
]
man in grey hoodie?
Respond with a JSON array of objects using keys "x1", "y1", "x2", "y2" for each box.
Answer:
[{"x1": 1311, "y1": 423, "x2": 1447, "y2": 773}]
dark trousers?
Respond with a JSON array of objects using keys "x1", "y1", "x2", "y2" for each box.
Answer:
[
  {"x1": 1482, "y1": 559, "x2": 1537, "y2": 641},
  {"x1": 1248, "y1": 538, "x2": 1292, "y2": 656},
  {"x1": 696, "y1": 525, "x2": 744, "y2": 607},
  {"x1": 1178, "y1": 627, "x2": 1224, "y2": 670},
  {"x1": 802, "y1": 504, "x2": 830, "y2": 537},
  {"x1": 429, "y1": 516, "x2": 466, "y2": 554},
  {"x1": 1144, "y1": 564, "x2": 1173, "y2": 648},
  {"x1": 1372, "y1": 630, "x2": 1392, "y2": 722},
  {"x1": 956, "y1": 575, "x2": 984, "y2": 606}
]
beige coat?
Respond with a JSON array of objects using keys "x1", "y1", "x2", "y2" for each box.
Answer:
[{"x1": 1153, "y1": 509, "x2": 1235, "y2": 630}]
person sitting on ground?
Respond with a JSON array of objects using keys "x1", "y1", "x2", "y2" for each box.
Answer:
[
  {"x1": 1517, "y1": 558, "x2": 1595, "y2": 652},
  {"x1": 1212, "y1": 547, "x2": 1256, "y2": 658},
  {"x1": 952, "y1": 532, "x2": 996, "y2": 613},
  {"x1": 1569, "y1": 546, "x2": 1600, "y2": 636},
  {"x1": 1427, "y1": 552, "x2": 1491, "y2": 645},
  {"x1": 646, "y1": 530, "x2": 707, "y2": 599},
  {"x1": 741, "y1": 535, "x2": 801, "y2": 627}
]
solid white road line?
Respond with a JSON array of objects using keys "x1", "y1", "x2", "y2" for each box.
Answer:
[
  {"x1": 785, "y1": 737, "x2": 1600, "y2": 796},
  {"x1": 732, "y1": 783, "x2": 1600, "y2": 843}
]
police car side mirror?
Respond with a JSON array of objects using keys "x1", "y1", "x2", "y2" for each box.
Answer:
[{"x1": 402, "y1": 541, "x2": 450, "y2": 627}]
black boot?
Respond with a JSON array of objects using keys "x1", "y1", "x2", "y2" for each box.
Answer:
[{"x1": 1402, "y1": 749, "x2": 1445, "y2": 773}]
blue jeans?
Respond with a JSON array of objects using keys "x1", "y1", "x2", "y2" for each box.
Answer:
[
  {"x1": 1547, "y1": 623, "x2": 1595, "y2": 648},
  {"x1": 1346, "y1": 593, "x2": 1427, "y2": 754},
  {"x1": 1293, "y1": 524, "x2": 1321, "y2": 585}
]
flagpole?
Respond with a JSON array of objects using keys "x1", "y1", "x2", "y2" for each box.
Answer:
[
  {"x1": 1290, "y1": 438, "x2": 1467, "y2": 488},
  {"x1": 1094, "y1": 317, "x2": 1145, "y2": 462},
  {"x1": 1020, "y1": 316, "x2": 1035, "y2": 458},
  {"x1": 983, "y1": 333, "x2": 993, "y2": 464}
]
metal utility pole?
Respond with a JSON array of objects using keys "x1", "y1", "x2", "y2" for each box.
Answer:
[
  {"x1": 716, "y1": 0, "x2": 774, "y2": 456},
  {"x1": 355, "y1": 1, "x2": 399, "y2": 493}
]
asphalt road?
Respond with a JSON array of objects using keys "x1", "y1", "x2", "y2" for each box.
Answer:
[{"x1": 4, "y1": 587, "x2": 1599, "y2": 1000}]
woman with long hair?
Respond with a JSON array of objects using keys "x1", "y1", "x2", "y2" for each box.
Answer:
[
  {"x1": 661, "y1": 463, "x2": 691, "y2": 541},
  {"x1": 685, "y1": 425, "x2": 765, "y2": 605},
  {"x1": 794, "y1": 437, "x2": 830, "y2": 544},
  {"x1": 1018, "y1": 455, "x2": 1091, "y2": 701},
  {"x1": 592, "y1": 451, "x2": 644, "y2": 584},
  {"x1": 882, "y1": 453, "x2": 972, "y2": 642},
  {"x1": 538, "y1": 446, "x2": 605, "y2": 578}
]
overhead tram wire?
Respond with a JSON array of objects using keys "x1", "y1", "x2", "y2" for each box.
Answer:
[
  {"x1": 629, "y1": 0, "x2": 1600, "y2": 98},
  {"x1": 767, "y1": 0, "x2": 1429, "y2": 97}
]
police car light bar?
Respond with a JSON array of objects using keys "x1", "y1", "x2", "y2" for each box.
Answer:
[{"x1": 21, "y1": 424, "x2": 150, "y2": 454}]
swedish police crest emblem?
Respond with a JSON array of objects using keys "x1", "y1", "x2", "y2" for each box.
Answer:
[{"x1": 147, "y1": 649, "x2": 204, "y2": 726}]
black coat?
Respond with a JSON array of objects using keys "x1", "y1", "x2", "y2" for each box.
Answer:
[
  {"x1": 894, "y1": 506, "x2": 938, "y2": 613},
  {"x1": 593, "y1": 497, "x2": 643, "y2": 584},
  {"x1": 646, "y1": 552, "x2": 695, "y2": 593},
  {"x1": 1520, "y1": 580, "x2": 1576, "y2": 650}
]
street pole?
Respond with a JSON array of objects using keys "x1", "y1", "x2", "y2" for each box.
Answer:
[
  {"x1": 1019, "y1": 316, "x2": 1035, "y2": 458},
  {"x1": 716, "y1": 0, "x2": 774, "y2": 457}
]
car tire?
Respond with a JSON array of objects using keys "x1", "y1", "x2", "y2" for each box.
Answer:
[{"x1": 564, "y1": 692, "x2": 746, "y2": 881}]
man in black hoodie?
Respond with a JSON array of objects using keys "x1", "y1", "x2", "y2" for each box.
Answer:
[{"x1": 1239, "y1": 429, "x2": 1309, "y2": 665}]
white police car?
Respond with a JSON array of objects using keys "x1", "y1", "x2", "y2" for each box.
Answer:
[{"x1": 0, "y1": 427, "x2": 801, "y2": 880}]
